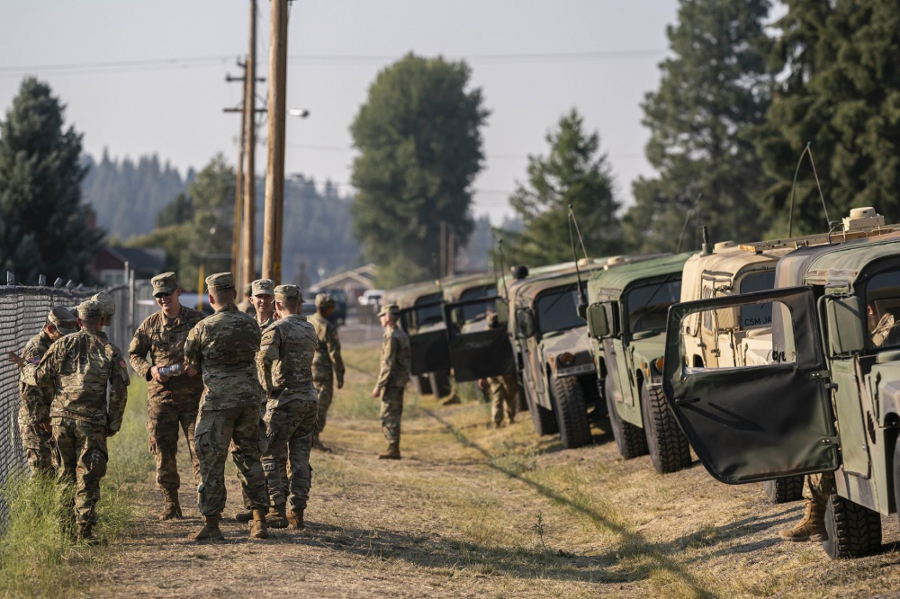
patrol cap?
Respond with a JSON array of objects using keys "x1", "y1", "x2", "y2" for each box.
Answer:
[
  {"x1": 151, "y1": 272, "x2": 179, "y2": 296},
  {"x1": 315, "y1": 293, "x2": 335, "y2": 308},
  {"x1": 205, "y1": 272, "x2": 235, "y2": 291},
  {"x1": 251, "y1": 278, "x2": 275, "y2": 296},
  {"x1": 274, "y1": 284, "x2": 302, "y2": 301},
  {"x1": 48, "y1": 306, "x2": 78, "y2": 335},
  {"x1": 77, "y1": 300, "x2": 104, "y2": 319},
  {"x1": 377, "y1": 303, "x2": 400, "y2": 317},
  {"x1": 91, "y1": 291, "x2": 116, "y2": 316}
]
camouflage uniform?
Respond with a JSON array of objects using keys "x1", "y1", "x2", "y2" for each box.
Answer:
[
  {"x1": 309, "y1": 296, "x2": 345, "y2": 436},
  {"x1": 21, "y1": 301, "x2": 129, "y2": 534},
  {"x1": 129, "y1": 292, "x2": 206, "y2": 493},
  {"x1": 258, "y1": 285, "x2": 319, "y2": 513},
  {"x1": 375, "y1": 307, "x2": 411, "y2": 448},
  {"x1": 488, "y1": 374, "x2": 518, "y2": 426},
  {"x1": 184, "y1": 274, "x2": 268, "y2": 518},
  {"x1": 238, "y1": 283, "x2": 256, "y2": 316}
]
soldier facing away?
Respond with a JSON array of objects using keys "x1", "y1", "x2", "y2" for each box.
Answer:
[
  {"x1": 8, "y1": 300, "x2": 130, "y2": 543},
  {"x1": 16, "y1": 306, "x2": 78, "y2": 474},
  {"x1": 257, "y1": 284, "x2": 320, "y2": 529},
  {"x1": 371, "y1": 304, "x2": 411, "y2": 460},
  {"x1": 91, "y1": 290, "x2": 116, "y2": 329},
  {"x1": 309, "y1": 293, "x2": 345, "y2": 452},
  {"x1": 183, "y1": 272, "x2": 269, "y2": 542},
  {"x1": 129, "y1": 272, "x2": 206, "y2": 520}
]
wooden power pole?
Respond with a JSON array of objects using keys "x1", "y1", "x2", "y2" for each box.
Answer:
[
  {"x1": 229, "y1": 61, "x2": 247, "y2": 290},
  {"x1": 243, "y1": 0, "x2": 258, "y2": 287},
  {"x1": 262, "y1": 0, "x2": 289, "y2": 283}
]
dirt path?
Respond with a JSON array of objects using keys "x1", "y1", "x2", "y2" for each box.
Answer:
[{"x1": 89, "y1": 347, "x2": 899, "y2": 599}]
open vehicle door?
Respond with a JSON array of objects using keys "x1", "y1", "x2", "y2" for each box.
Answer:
[
  {"x1": 399, "y1": 303, "x2": 450, "y2": 376},
  {"x1": 662, "y1": 286, "x2": 840, "y2": 484},
  {"x1": 443, "y1": 296, "x2": 515, "y2": 382}
]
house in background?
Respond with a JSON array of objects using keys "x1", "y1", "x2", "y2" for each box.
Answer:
[
  {"x1": 91, "y1": 246, "x2": 166, "y2": 285},
  {"x1": 310, "y1": 263, "x2": 376, "y2": 304}
]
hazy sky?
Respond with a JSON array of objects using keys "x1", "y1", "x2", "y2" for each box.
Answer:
[{"x1": 0, "y1": 0, "x2": 680, "y2": 224}]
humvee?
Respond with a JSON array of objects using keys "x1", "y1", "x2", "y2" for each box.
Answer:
[
  {"x1": 663, "y1": 210, "x2": 900, "y2": 559},
  {"x1": 585, "y1": 253, "x2": 695, "y2": 473}
]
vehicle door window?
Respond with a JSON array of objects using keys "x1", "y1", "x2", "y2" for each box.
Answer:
[
  {"x1": 864, "y1": 269, "x2": 900, "y2": 349},
  {"x1": 738, "y1": 271, "x2": 776, "y2": 329}
]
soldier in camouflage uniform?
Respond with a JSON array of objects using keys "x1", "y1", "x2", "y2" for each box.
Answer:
[
  {"x1": 251, "y1": 279, "x2": 276, "y2": 330},
  {"x1": 129, "y1": 272, "x2": 205, "y2": 520},
  {"x1": 183, "y1": 272, "x2": 269, "y2": 542},
  {"x1": 91, "y1": 291, "x2": 116, "y2": 329},
  {"x1": 16, "y1": 307, "x2": 78, "y2": 474},
  {"x1": 9, "y1": 300, "x2": 129, "y2": 543},
  {"x1": 371, "y1": 304, "x2": 411, "y2": 460},
  {"x1": 309, "y1": 293, "x2": 345, "y2": 452},
  {"x1": 257, "y1": 284, "x2": 319, "y2": 529},
  {"x1": 237, "y1": 283, "x2": 256, "y2": 316},
  {"x1": 477, "y1": 314, "x2": 518, "y2": 429}
]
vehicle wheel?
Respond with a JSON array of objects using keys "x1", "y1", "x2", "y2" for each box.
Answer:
[
  {"x1": 763, "y1": 476, "x2": 805, "y2": 504},
  {"x1": 640, "y1": 382, "x2": 691, "y2": 474},
  {"x1": 822, "y1": 494, "x2": 882, "y2": 559},
  {"x1": 550, "y1": 376, "x2": 592, "y2": 449},
  {"x1": 526, "y1": 385, "x2": 558, "y2": 436},
  {"x1": 605, "y1": 376, "x2": 647, "y2": 459}
]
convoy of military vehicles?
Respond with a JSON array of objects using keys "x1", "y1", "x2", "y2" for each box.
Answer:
[{"x1": 379, "y1": 206, "x2": 900, "y2": 560}]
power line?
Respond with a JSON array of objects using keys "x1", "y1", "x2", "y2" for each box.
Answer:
[{"x1": 285, "y1": 142, "x2": 645, "y2": 161}]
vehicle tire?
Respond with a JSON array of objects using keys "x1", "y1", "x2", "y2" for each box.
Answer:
[
  {"x1": 763, "y1": 476, "x2": 805, "y2": 504},
  {"x1": 641, "y1": 383, "x2": 692, "y2": 474},
  {"x1": 822, "y1": 494, "x2": 882, "y2": 559},
  {"x1": 605, "y1": 376, "x2": 648, "y2": 459},
  {"x1": 550, "y1": 376, "x2": 592, "y2": 449},
  {"x1": 526, "y1": 385, "x2": 558, "y2": 436}
]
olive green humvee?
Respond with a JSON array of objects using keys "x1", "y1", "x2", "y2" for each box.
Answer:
[{"x1": 663, "y1": 221, "x2": 900, "y2": 559}]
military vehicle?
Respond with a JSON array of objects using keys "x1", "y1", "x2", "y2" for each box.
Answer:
[
  {"x1": 662, "y1": 209, "x2": 900, "y2": 559},
  {"x1": 585, "y1": 253, "x2": 695, "y2": 473}
]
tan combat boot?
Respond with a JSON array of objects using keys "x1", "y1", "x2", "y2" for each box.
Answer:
[
  {"x1": 778, "y1": 499, "x2": 828, "y2": 542},
  {"x1": 378, "y1": 442, "x2": 401, "y2": 460},
  {"x1": 250, "y1": 509, "x2": 269, "y2": 539},
  {"x1": 267, "y1": 503, "x2": 288, "y2": 528},
  {"x1": 287, "y1": 509, "x2": 305, "y2": 530},
  {"x1": 234, "y1": 509, "x2": 254, "y2": 523},
  {"x1": 159, "y1": 488, "x2": 182, "y2": 520},
  {"x1": 191, "y1": 514, "x2": 225, "y2": 543}
]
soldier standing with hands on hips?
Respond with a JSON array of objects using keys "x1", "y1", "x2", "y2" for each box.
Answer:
[
  {"x1": 129, "y1": 272, "x2": 206, "y2": 520},
  {"x1": 371, "y1": 304, "x2": 411, "y2": 460}
]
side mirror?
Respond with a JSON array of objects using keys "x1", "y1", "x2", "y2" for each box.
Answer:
[
  {"x1": 515, "y1": 308, "x2": 536, "y2": 339},
  {"x1": 715, "y1": 306, "x2": 739, "y2": 331},
  {"x1": 825, "y1": 295, "x2": 865, "y2": 356},
  {"x1": 586, "y1": 303, "x2": 610, "y2": 338}
]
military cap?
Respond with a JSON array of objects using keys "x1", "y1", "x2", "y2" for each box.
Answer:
[
  {"x1": 91, "y1": 291, "x2": 116, "y2": 316},
  {"x1": 274, "y1": 284, "x2": 302, "y2": 301},
  {"x1": 77, "y1": 300, "x2": 104, "y2": 319},
  {"x1": 377, "y1": 303, "x2": 400, "y2": 317},
  {"x1": 151, "y1": 272, "x2": 179, "y2": 296},
  {"x1": 243, "y1": 283, "x2": 253, "y2": 297},
  {"x1": 48, "y1": 306, "x2": 78, "y2": 335},
  {"x1": 205, "y1": 272, "x2": 235, "y2": 291},
  {"x1": 251, "y1": 278, "x2": 275, "y2": 296},
  {"x1": 315, "y1": 293, "x2": 335, "y2": 308}
]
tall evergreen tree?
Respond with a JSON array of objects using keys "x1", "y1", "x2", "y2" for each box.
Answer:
[
  {"x1": 505, "y1": 109, "x2": 620, "y2": 267},
  {"x1": 350, "y1": 53, "x2": 488, "y2": 287},
  {"x1": 624, "y1": 0, "x2": 773, "y2": 252},
  {"x1": 755, "y1": 0, "x2": 900, "y2": 235},
  {"x1": 0, "y1": 78, "x2": 103, "y2": 284}
]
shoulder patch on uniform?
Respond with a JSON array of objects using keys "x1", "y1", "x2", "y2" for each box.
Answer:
[{"x1": 119, "y1": 360, "x2": 128, "y2": 369}]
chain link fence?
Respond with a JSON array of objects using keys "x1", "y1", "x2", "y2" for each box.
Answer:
[{"x1": 0, "y1": 278, "x2": 157, "y2": 519}]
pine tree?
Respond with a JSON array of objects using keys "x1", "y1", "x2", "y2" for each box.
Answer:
[
  {"x1": 624, "y1": 0, "x2": 774, "y2": 252},
  {"x1": 0, "y1": 78, "x2": 103, "y2": 284},
  {"x1": 504, "y1": 109, "x2": 621, "y2": 266}
]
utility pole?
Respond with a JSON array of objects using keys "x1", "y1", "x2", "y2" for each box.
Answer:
[
  {"x1": 262, "y1": 0, "x2": 289, "y2": 283},
  {"x1": 243, "y1": 0, "x2": 258, "y2": 287},
  {"x1": 228, "y1": 61, "x2": 247, "y2": 290}
]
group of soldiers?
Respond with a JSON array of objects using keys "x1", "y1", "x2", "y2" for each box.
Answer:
[{"x1": 9, "y1": 269, "x2": 413, "y2": 544}]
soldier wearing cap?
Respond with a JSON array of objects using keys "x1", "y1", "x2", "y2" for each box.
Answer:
[
  {"x1": 477, "y1": 313, "x2": 518, "y2": 429},
  {"x1": 183, "y1": 272, "x2": 269, "y2": 542},
  {"x1": 8, "y1": 300, "x2": 130, "y2": 543},
  {"x1": 91, "y1": 291, "x2": 116, "y2": 329},
  {"x1": 15, "y1": 306, "x2": 78, "y2": 474},
  {"x1": 256, "y1": 284, "x2": 319, "y2": 529},
  {"x1": 250, "y1": 279, "x2": 277, "y2": 331},
  {"x1": 371, "y1": 304, "x2": 411, "y2": 459},
  {"x1": 129, "y1": 272, "x2": 206, "y2": 520},
  {"x1": 238, "y1": 283, "x2": 256, "y2": 316},
  {"x1": 309, "y1": 293, "x2": 345, "y2": 451}
]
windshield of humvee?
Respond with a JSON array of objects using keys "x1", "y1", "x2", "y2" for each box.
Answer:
[
  {"x1": 738, "y1": 270, "x2": 776, "y2": 328},
  {"x1": 625, "y1": 279, "x2": 681, "y2": 333},
  {"x1": 536, "y1": 286, "x2": 583, "y2": 334},
  {"x1": 864, "y1": 268, "x2": 900, "y2": 349}
]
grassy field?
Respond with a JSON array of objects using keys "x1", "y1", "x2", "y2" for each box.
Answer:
[{"x1": 4, "y1": 344, "x2": 899, "y2": 598}]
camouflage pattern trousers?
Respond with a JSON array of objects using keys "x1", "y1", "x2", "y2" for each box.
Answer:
[
  {"x1": 19, "y1": 405, "x2": 53, "y2": 474},
  {"x1": 380, "y1": 386, "x2": 404, "y2": 445},
  {"x1": 147, "y1": 400, "x2": 200, "y2": 491},
  {"x1": 489, "y1": 375, "x2": 519, "y2": 425},
  {"x1": 54, "y1": 417, "x2": 108, "y2": 526},
  {"x1": 262, "y1": 398, "x2": 318, "y2": 511},
  {"x1": 194, "y1": 405, "x2": 269, "y2": 517},
  {"x1": 806, "y1": 472, "x2": 836, "y2": 505},
  {"x1": 313, "y1": 379, "x2": 332, "y2": 434}
]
